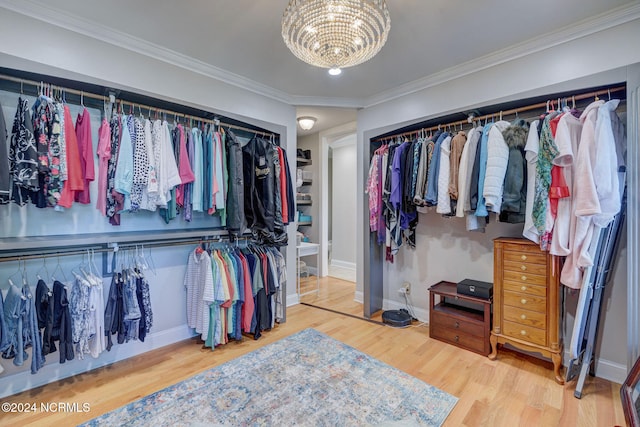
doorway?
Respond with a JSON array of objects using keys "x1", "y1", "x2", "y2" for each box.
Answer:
[
  {"x1": 326, "y1": 135, "x2": 357, "y2": 282},
  {"x1": 299, "y1": 124, "x2": 366, "y2": 319}
]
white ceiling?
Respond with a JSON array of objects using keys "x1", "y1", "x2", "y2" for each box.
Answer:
[{"x1": 3, "y1": 0, "x2": 638, "y2": 132}]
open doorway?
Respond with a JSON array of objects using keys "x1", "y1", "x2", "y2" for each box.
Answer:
[
  {"x1": 326, "y1": 135, "x2": 357, "y2": 282},
  {"x1": 296, "y1": 122, "x2": 364, "y2": 318}
]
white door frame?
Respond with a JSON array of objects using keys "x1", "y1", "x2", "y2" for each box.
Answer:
[{"x1": 319, "y1": 122, "x2": 357, "y2": 277}]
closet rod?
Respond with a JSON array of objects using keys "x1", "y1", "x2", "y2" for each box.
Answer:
[
  {"x1": 0, "y1": 235, "x2": 254, "y2": 263},
  {"x1": 371, "y1": 85, "x2": 626, "y2": 142},
  {"x1": 0, "y1": 73, "x2": 276, "y2": 138}
]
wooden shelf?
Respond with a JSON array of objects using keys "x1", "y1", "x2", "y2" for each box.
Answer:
[
  {"x1": 296, "y1": 157, "x2": 312, "y2": 166},
  {"x1": 297, "y1": 200, "x2": 312, "y2": 206},
  {"x1": 298, "y1": 221, "x2": 312, "y2": 226}
]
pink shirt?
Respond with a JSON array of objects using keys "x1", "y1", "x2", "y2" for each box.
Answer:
[
  {"x1": 74, "y1": 108, "x2": 95, "y2": 204},
  {"x1": 175, "y1": 125, "x2": 195, "y2": 206}
]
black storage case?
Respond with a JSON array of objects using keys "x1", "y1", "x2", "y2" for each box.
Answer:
[{"x1": 456, "y1": 279, "x2": 493, "y2": 300}]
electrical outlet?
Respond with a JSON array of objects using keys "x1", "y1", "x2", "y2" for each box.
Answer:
[{"x1": 398, "y1": 282, "x2": 411, "y2": 295}]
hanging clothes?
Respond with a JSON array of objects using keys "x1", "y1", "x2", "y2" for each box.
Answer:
[
  {"x1": 95, "y1": 117, "x2": 111, "y2": 216},
  {"x1": 69, "y1": 273, "x2": 92, "y2": 360},
  {"x1": 0, "y1": 99, "x2": 10, "y2": 204},
  {"x1": 225, "y1": 130, "x2": 249, "y2": 234},
  {"x1": 106, "y1": 115, "x2": 122, "y2": 225},
  {"x1": 9, "y1": 97, "x2": 39, "y2": 206},
  {"x1": 74, "y1": 107, "x2": 95, "y2": 204},
  {"x1": 560, "y1": 99, "x2": 625, "y2": 289},
  {"x1": 483, "y1": 120, "x2": 511, "y2": 214},
  {"x1": 35, "y1": 279, "x2": 56, "y2": 356},
  {"x1": 499, "y1": 120, "x2": 529, "y2": 224},
  {"x1": 436, "y1": 135, "x2": 453, "y2": 215},
  {"x1": 2, "y1": 283, "x2": 28, "y2": 365},
  {"x1": 51, "y1": 280, "x2": 74, "y2": 363},
  {"x1": 130, "y1": 117, "x2": 148, "y2": 212},
  {"x1": 135, "y1": 272, "x2": 153, "y2": 343},
  {"x1": 448, "y1": 131, "x2": 467, "y2": 213},
  {"x1": 57, "y1": 105, "x2": 83, "y2": 208},
  {"x1": 455, "y1": 127, "x2": 478, "y2": 219}
]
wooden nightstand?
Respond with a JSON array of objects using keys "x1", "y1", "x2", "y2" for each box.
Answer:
[{"x1": 428, "y1": 281, "x2": 492, "y2": 356}]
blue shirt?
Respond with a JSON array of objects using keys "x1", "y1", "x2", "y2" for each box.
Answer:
[{"x1": 425, "y1": 132, "x2": 450, "y2": 205}]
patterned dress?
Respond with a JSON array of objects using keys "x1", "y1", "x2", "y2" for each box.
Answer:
[
  {"x1": 9, "y1": 97, "x2": 39, "y2": 205},
  {"x1": 106, "y1": 115, "x2": 121, "y2": 224}
]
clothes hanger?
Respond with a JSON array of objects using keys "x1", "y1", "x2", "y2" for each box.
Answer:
[
  {"x1": 8, "y1": 258, "x2": 23, "y2": 287},
  {"x1": 36, "y1": 257, "x2": 50, "y2": 282},
  {"x1": 51, "y1": 254, "x2": 68, "y2": 284}
]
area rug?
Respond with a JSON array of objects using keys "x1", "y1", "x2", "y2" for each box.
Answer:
[{"x1": 82, "y1": 328, "x2": 457, "y2": 426}]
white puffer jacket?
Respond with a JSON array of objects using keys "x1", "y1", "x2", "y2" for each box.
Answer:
[{"x1": 482, "y1": 120, "x2": 510, "y2": 213}]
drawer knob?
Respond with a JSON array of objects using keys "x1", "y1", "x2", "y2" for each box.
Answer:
[
  {"x1": 454, "y1": 321, "x2": 459, "y2": 329},
  {"x1": 521, "y1": 299, "x2": 527, "y2": 305},
  {"x1": 521, "y1": 265, "x2": 527, "y2": 271},
  {"x1": 521, "y1": 255, "x2": 527, "y2": 261},
  {"x1": 454, "y1": 336, "x2": 459, "y2": 342},
  {"x1": 520, "y1": 330, "x2": 527, "y2": 336},
  {"x1": 521, "y1": 286, "x2": 527, "y2": 291},
  {"x1": 521, "y1": 275, "x2": 527, "y2": 281},
  {"x1": 520, "y1": 314, "x2": 527, "y2": 320}
]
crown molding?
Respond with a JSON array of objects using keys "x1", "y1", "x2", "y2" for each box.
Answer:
[
  {"x1": 1, "y1": 0, "x2": 638, "y2": 110},
  {"x1": 362, "y1": 2, "x2": 640, "y2": 108},
  {"x1": 0, "y1": 0, "x2": 294, "y2": 104}
]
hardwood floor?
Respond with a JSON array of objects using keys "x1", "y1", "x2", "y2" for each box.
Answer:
[{"x1": 3, "y1": 276, "x2": 625, "y2": 426}]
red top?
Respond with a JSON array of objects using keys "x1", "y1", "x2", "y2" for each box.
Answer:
[
  {"x1": 74, "y1": 108, "x2": 95, "y2": 204},
  {"x1": 58, "y1": 105, "x2": 84, "y2": 208}
]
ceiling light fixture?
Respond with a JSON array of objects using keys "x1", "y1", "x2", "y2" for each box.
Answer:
[
  {"x1": 297, "y1": 116, "x2": 317, "y2": 130},
  {"x1": 282, "y1": 0, "x2": 391, "y2": 76}
]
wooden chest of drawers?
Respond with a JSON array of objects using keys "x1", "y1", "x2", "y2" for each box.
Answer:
[
  {"x1": 428, "y1": 281, "x2": 492, "y2": 356},
  {"x1": 489, "y1": 237, "x2": 564, "y2": 384}
]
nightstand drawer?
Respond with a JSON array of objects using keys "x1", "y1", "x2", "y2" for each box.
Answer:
[
  {"x1": 504, "y1": 270, "x2": 547, "y2": 286},
  {"x1": 430, "y1": 326, "x2": 486, "y2": 354},
  {"x1": 504, "y1": 290, "x2": 546, "y2": 313},
  {"x1": 502, "y1": 248, "x2": 547, "y2": 264},
  {"x1": 430, "y1": 310, "x2": 485, "y2": 337},
  {"x1": 503, "y1": 280, "x2": 547, "y2": 297},
  {"x1": 503, "y1": 305, "x2": 547, "y2": 329},
  {"x1": 503, "y1": 320, "x2": 546, "y2": 346},
  {"x1": 503, "y1": 260, "x2": 547, "y2": 276}
]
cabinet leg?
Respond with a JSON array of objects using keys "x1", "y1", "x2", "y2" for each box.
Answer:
[
  {"x1": 552, "y1": 352, "x2": 565, "y2": 385},
  {"x1": 488, "y1": 333, "x2": 498, "y2": 360}
]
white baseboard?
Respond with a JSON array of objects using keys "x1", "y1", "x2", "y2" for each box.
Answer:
[
  {"x1": 354, "y1": 291, "x2": 363, "y2": 304},
  {"x1": 563, "y1": 350, "x2": 627, "y2": 384},
  {"x1": 1, "y1": 325, "x2": 196, "y2": 399},
  {"x1": 287, "y1": 293, "x2": 300, "y2": 306},
  {"x1": 330, "y1": 259, "x2": 356, "y2": 271},
  {"x1": 383, "y1": 299, "x2": 429, "y2": 323},
  {"x1": 352, "y1": 293, "x2": 429, "y2": 323}
]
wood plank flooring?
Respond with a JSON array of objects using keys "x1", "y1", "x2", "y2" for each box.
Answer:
[{"x1": 2, "y1": 276, "x2": 625, "y2": 426}]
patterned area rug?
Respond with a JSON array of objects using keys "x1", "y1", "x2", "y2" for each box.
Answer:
[{"x1": 82, "y1": 329, "x2": 457, "y2": 426}]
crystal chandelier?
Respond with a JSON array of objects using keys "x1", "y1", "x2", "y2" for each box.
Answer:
[{"x1": 282, "y1": 0, "x2": 391, "y2": 75}]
